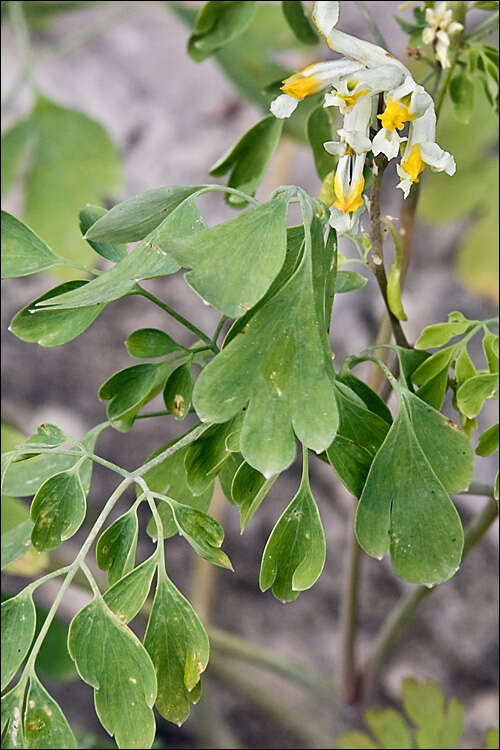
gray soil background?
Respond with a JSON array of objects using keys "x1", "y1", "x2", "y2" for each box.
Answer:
[{"x1": 1, "y1": 2, "x2": 498, "y2": 748}]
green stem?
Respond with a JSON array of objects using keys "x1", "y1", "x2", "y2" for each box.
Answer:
[
  {"x1": 340, "y1": 505, "x2": 363, "y2": 706},
  {"x1": 136, "y1": 287, "x2": 217, "y2": 351},
  {"x1": 21, "y1": 476, "x2": 132, "y2": 679},
  {"x1": 354, "y1": 0, "x2": 389, "y2": 48},
  {"x1": 212, "y1": 315, "x2": 228, "y2": 346},
  {"x1": 361, "y1": 495, "x2": 499, "y2": 703}
]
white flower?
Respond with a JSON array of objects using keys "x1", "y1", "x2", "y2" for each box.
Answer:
[
  {"x1": 396, "y1": 107, "x2": 456, "y2": 197},
  {"x1": 270, "y1": 59, "x2": 363, "y2": 118},
  {"x1": 372, "y1": 128, "x2": 406, "y2": 160},
  {"x1": 422, "y1": 2, "x2": 463, "y2": 69},
  {"x1": 324, "y1": 64, "x2": 404, "y2": 115},
  {"x1": 324, "y1": 94, "x2": 373, "y2": 155}
]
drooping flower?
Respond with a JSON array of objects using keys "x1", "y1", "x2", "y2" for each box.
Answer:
[
  {"x1": 268, "y1": 1, "x2": 457, "y2": 233},
  {"x1": 422, "y1": 2, "x2": 463, "y2": 69}
]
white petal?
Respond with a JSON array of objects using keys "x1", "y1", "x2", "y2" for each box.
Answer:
[
  {"x1": 422, "y1": 27, "x2": 435, "y2": 45},
  {"x1": 337, "y1": 129, "x2": 372, "y2": 154},
  {"x1": 396, "y1": 173, "x2": 412, "y2": 199},
  {"x1": 327, "y1": 28, "x2": 408, "y2": 73},
  {"x1": 448, "y1": 21, "x2": 464, "y2": 35},
  {"x1": 270, "y1": 94, "x2": 298, "y2": 119},
  {"x1": 312, "y1": 1, "x2": 339, "y2": 37},
  {"x1": 372, "y1": 128, "x2": 404, "y2": 160},
  {"x1": 323, "y1": 140, "x2": 347, "y2": 156},
  {"x1": 329, "y1": 204, "x2": 365, "y2": 235},
  {"x1": 419, "y1": 142, "x2": 456, "y2": 175}
]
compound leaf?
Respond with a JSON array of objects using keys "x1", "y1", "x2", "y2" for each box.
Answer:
[
  {"x1": 144, "y1": 571, "x2": 209, "y2": 725},
  {"x1": 193, "y1": 218, "x2": 338, "y2": 476},
  {"x1": 402, "y1": 678, "x2": 464, "y2": 749},
  {"x1": 68, "y1": 598, "x2": 157, "y2": 749}
]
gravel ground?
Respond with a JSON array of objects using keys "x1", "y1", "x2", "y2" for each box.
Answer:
[{"x1": 1, "y1": 2, "x2": 498, "y2": 748}]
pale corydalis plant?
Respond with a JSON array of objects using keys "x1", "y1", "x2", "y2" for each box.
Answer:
[{"x1": 270, "y1": 0, "x2": 456, "y2": 234}]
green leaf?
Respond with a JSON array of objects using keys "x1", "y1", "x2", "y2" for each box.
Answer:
[
  {"x1": 231, "y1": 460, "x2": 277, "y2": 530},
  {"x1": 337, "y1": 370, "x2": 393, "y2": 424},
  {"x1": 99, "y1": 362, "x2": 175, "y2": 423},
  {"x1": 20, "y1": 96, "x2": 122, "y2": 273},
  {"x1": 24, "y1": 673, "x2": 77, "y2": 749},
  {"x1": 1, "y1": 211, "x2": 60, "y2": 279},
  {"x1": 1, "y1": 520, "x2": 35, "y2": 570},
  {"x1": 415, "y1": 312, "x2": 469, "y2": 349},
  {"x1": 483, "y1": 329, "x2": 499, "y2": 373},
  {"x1": 1, "y1": 118, "x2": 33, "y2": 197},
  {"x1": 144, "y1": 571, "x2": 209, "y2": 725},
  {"x1": 402, "y1": 678, "x2": 464, "y2": 749},
  {"x1": 476, "y1": 423, "x2": 499, "y2": 456},
  {"x1": 334, "y1": 270, "x2": 368, "y2": 294},
  {"x1": 30, "y1": 470, "x2": 86, "y2": 551},
  {"x1": 326, "y1": 382, "x2": 391, "y2": 498},
  {"x1": 218, "y1": 451, "x2": 244, "y2": 504},
  {"x1": 455, "y1": 347, "x2": 477, "y2": 387},
  {"x1": 184, "y1": 417, "x2": 241, "y2": 494},
  {"x1": 281, "y1": 1, "x2": 319, "y2": 45},
  {"x1": 143, "y1": 439, "x2": 214, "y2": 540},
  {"x1": 85, "y1": 186, "x2": 204, "y2": 243},
  {"x1": 103, "y1": 555, "x2": 157, "y2": 624},
  {"x1": 68, "y1": 598, "x2": 157, "y2": 749},
  {"x1": 193, "y1": 218, "x2": 338, "y2": 476},
  {"x1": 339, "y1": 731, "x2": 379, "y2": 749},
  {"x1": 188, "y1": 1, "x2": 258, "y2": 61},
  {"x1": 450, "y1": 71, "x2": 475, "y2": 124},
  {"x1": 1, "y1": 683, "x2": 26, "y2": 748},
  {"x1": 25, "y1": 423, "x2": 67, "y2": 447},
  {"x1": 166, "y1": 499, "x2": 233, "y2": 570},
  {"x1": 355, "y1": 383, "x2": 468, "y2": 585},
  {"x1": 9, "y1": 281, "x2": 105, "y2": 347},
  {"x1": 456, "y1": 373, "x2": 499, "y2": 418},
  {"x1": 484, "y1": 728, "x2": 500, "y2": 749},
  {"x1": 163, "y1": 363, "x2": 194, "y2": 420},
  {"x1": 36, "y1": 195, "x2": 204, "y2": 310},
  {"x1": 79, "y1": 205, "x2": 127, "y2": 263},
  {"x1": 125, "y1": 328, "x2": 186, "y2": 359},
  {"x1": 412, "y1": 347, "x2": 455, "y2": 410},
  {"x1": 210, "y1": 116, "x2": 283, "y2": 206},
  {"x1": 259, "y1": 467, "x2": 326, "y2": 602},
  {"x1": 364, "y1": 708, "x2": 413, "y2": 749},
  {"x1": 167, "y1": 198, "x2": 288, "y2": 318},
  {"x1": 96, "y1": 507, "x2": 138, "y2": 586},
  {"x1": 1, "y1": 590, "x2": 37, "y2": 690},
  {"x1": 306, "y1": 106, "x2": 335, "y2": 180}
]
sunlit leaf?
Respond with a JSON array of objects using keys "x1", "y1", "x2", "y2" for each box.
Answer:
[
  {"x1": 402, "y1": 678, "x2": 464, "y2": 749},
  {"x1": 415, "y1": 312, "x2": 469, "y2": 349},
  {"x1": 456, "y1": 373, "x2": 499, "y2": 418}
]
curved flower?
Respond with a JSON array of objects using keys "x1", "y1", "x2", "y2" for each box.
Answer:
[
  {"x1": 396, "y1": 107, "x2": 456, "y2": 197},
  {"x1": 422, "y1": 2, "x2": 463, "y2": 69}
]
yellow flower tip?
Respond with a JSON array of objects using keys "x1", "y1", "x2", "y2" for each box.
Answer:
[
  {"x1": 282, "y1": 69, "x2": 320, "y2": 99},
  {"x1": 333, "y1": 87, "x2": 370, "y2": 108},
  {"x1": 334, "y1": 174, "x2": 365, "y2": 213},
  {"x1": 401, "y1": 144, "x2": 426, "y2": 183},
  {"x1": 377, "y1": 99, "x2": 415, "y2": 131}
]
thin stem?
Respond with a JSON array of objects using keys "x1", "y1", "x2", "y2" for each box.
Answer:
[
  {"x1": 212, "y1": 316, "x2": 228, "y2": 347},
  {"x1": 466, "y1": 11, "x2": 499, "y2": 41},
  {"x1": 354, "y1": 1, "x2": 389, "y2": 48},
  {"x1": 21, "y1": 476, "x2": 132, "y2": 679},
  {"x1": 369, "y1": 155, "x2": 411, "y2": 349},
  {"x1": 136, "y1": 287, "x2": 217, "y2": 351},
  {"x1": 362, "y1": 495, "x2": 499, "y2": 703},
  {"x1": 136, "y1": 423, "x2": 206, "y2": 477},
  {"x1": 3, "y1": 1, "x2": 33, "y2": 111},
  {"x1": 134, "y1": 410, "x2": 170, "y2": 420},
  {"x1": 25, "y1": 565, "x2": 72, "y2": 593},
  {"x1": 340, "y1": 504, "x2": 363, "y2": 706}
]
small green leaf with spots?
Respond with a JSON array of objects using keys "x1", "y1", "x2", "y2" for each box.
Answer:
[
  {"x1": 30, "y1": 470, "x2": 87, "y2": 551},
  {"x1": 163, "y1": 363, "x2": 194, "y2": 420},
  {"x1": 103, "y1": 555, "x2": 157, "y2": 624},
  {"x1": 96, "y1": 506, "x2": 139, "y2": 586},
  {"x1": 144, "y1": 570, "x2": 209, "y2": 725},
  {"x1": 68, "y1": 598, "x2": 157, "y2": 749},
  {"x1": 1, "y1": 590, "x2": 37, "y2": 690},
  {"x1": 24, "y1": 674, "x2": 77, "y2": 749}
]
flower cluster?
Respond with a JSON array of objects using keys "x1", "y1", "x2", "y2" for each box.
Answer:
[
  {"x1": 423, "y1": 2, "x2": 463, "y2": 69},
  {"x1": 270, "y1": 1, "x2": 456, "y2": 235}
]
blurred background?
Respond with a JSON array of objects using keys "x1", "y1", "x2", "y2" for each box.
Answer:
[{"x1": 1, "y1": 2, "x2": 498, "y2": 748}]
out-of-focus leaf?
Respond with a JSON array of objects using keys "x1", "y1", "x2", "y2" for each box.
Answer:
[
  {"x1": 1, "y1": 211, "x2": 60, "y2": 279},
  {"x1": 1, "y1": 590, "x2": 37, "y2": 690},
  {"x1": 476, "y1": 423, "x2": 499, "y2": 456},
  {"x1": 187, "y1": 1, "x2": 258, "y2": 62},
  {"x1": 281, "y1": 1, "x2": 319, "y2": 45},
  {"x1": 307, "y1": 106, "x2": 335, "y2": 181},
  {"x1": 1, "y1": 118, "x2": 33, "y2": 197}
]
